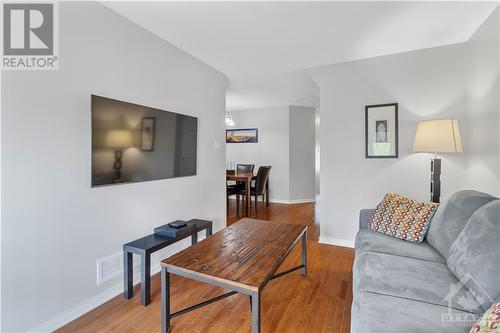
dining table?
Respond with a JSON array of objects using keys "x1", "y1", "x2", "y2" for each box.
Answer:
[{"x1": 226, "y1": 172, "x2": 269, "y2": 216}]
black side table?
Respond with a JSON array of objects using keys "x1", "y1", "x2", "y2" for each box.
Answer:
[{"x1": 123, "y1": 219, "x2": 213, "y2": 306}]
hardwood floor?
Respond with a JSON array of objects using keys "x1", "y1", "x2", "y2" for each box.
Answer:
[{"x1": 57, "y1": 200, "x2": 354, "y2": 333}]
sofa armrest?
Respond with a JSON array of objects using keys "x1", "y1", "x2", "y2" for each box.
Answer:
[{"x1": 359, "y1": 209, "x2": 375, "y2": 229}]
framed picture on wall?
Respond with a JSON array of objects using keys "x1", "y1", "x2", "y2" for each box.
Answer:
[
  {"x1": 226, "y1": 128, "x2": 258, "y2": 143},
  {"x1": 141, "y1": 117, "x2": 155, "y2": 151},
  {"x1": 365, "y1": 103, "x2": 398, "y2": 158}
]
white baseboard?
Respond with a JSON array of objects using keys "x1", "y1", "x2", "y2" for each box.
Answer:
[
  {"x1": 27, "y1": 262, "x2": 162, "y2": 333},
  {"x1": 27, "y1": 234, "x2": 210, "y2": 332},
  {"x1": 269, "y1": 198, "x2": 316, "y2": 204},
  {"x1": 318, "y1": 236, "x2": 354, "y2": 248},
  {"x1": 228, "y1": 198, "x2": 316, "y2": 205},
  {"x1": 27, "y1": 283, "x2": 124, "y2": 333}
]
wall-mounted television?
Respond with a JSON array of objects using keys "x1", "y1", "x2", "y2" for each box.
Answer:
[{"x1": 91, "y1": 95, "x2": 198, "y2": 187}]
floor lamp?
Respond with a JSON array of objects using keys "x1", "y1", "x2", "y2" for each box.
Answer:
[{"x1": 412, "y1": 119, "x2": 463, "y2": 203}]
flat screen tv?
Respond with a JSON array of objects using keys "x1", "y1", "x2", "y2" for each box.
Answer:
[{"x1": 91, "y1": 95, "x2": 198, "y2": 187}]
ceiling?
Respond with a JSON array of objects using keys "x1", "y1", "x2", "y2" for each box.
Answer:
[{"x1": 103, "y1": 1, "x2": 497, "y2": 111}]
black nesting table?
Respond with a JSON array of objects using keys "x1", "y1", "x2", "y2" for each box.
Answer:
[{"x1": 123, "y1": 219, "x2": 213, "y2": 306}]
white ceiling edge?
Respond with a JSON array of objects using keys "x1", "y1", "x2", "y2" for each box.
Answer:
[
  {"x1": 100, "y1": 1, "x2": 498, "y2": 112},
  {"x1": 99, "y1": 1, "x2": 230, "y2": 81},
  {"x1": 227, "y1": 104, "x2": 317, "y2": 113}
]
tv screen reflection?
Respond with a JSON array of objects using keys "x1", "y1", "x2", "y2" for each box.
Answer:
[{"x1": 91, "y1": 95, "x2": 198, "y2": 187}]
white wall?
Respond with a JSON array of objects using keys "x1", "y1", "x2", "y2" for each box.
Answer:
[
  {"x1": 309, "y1": 9, "x2": 500, "y2": 247},
  {"x1": 226, "y1": 107, "x2": 290, "y2": 202},
  {"x1": 1, "y1": 2, "x2": 227, "y2": 332},
  {"x1": 289, "y1": 106, "x2": 316, "y2": 201},
  {"x1": 308, "y1": 44, "x2": 469, "y2": 246},
  {"x1": 226, "y1": 106, "x2": 316, "y2": 203},
  {"x1": 464, "y1": 8, "x2": 500, "y2": 196},
  {"x1": 315, "y1": 108, "x2": 321, "y2": 195}
]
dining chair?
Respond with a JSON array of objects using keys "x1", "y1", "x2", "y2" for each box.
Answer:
[
  {"x1": 239, "y1": 166, "x2": 271, "y2": 212},
  {"x1": 236, "y1": 164, "x2": 255, "y2": 174},
  {"x1": 226, "y1": 183, "x2": 240, "y2": 214},
  {"x1": 234, "y1": 164, "x2": 255, "y2": 191},
  {"x1": 226, "y1": 165, "x2": 254, "y2": 214}
]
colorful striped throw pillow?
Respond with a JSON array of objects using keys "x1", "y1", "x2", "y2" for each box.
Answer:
[
  {"x1": 470, "y1": 303, "x2": 500, "y2": 333},
  {"x1": 368, "y1": 193, "x2": 439, "y2": 243}
]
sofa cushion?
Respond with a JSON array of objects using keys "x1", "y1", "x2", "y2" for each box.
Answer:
[
  {"x1": 351, "y1": 291, "x2": 478, "y2": 333},
  {"x1": 359, "y1": 208, "x2": 375, "y2": 229},
  {"x1": 353, "y1": 251, "x2": 483, "y2": 314},
  {"x1": 368, "y1": 193, "x2": 439, "y2": 243},
  {"x1": 355, "y1": 229, "x2": 446, "y2": 263},
  {"x1": 448, "y1": 200, "x2": 500, "y2": 312},
  {"x1": 427, "y1": 190, "x2": 497, "y2": 258}
]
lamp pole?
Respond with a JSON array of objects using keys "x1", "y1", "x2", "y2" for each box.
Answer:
[{"x1": 430, "y1": 154, "x2": 441, "y2": 203}]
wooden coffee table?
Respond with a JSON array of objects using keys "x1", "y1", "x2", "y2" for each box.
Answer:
[{"x1": 160, "y1": 218, "x2": 307, "y2": 333}]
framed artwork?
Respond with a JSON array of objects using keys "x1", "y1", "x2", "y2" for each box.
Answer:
[
  {"x1": 365, "y1": 103, "x2": 398, "y2": 158},
  {"x1": 141, "y1": 117, "x2": 155, "y2": 151},
  {"x1": 226, "y1": 128, "x2": 259, "y2": 143}
]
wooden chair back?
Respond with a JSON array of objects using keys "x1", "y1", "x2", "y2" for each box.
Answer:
[{"x1": 236, "y1": 164, "x2": 255, "y2": 174}]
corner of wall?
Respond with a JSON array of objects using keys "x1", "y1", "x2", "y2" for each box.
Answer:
[
  {"x1": 498, "y1": 7, "x2": 500, "y2": 197},
  {"x1": 463, "y1": 4, "x2": 500, "y2": 197},
  {"x1": 288, "y1": 106, "x2": 317, "y2": 201}
]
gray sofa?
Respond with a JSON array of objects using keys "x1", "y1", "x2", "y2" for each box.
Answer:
[{"x1": 351, "y1": 190, "x2": 500, "y2": 333}]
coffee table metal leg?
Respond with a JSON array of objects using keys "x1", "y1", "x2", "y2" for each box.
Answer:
[
  {"x1": 191, "y1": 232, "x2": 198, "y2": 244},
  {"x1": 161, "y1": 267, "x2": 170, "y2": 333},
  {"x1": 141, "y1": 253, "x2": 151, "y2": 306},
  {"x1": 251, "y1": 292, "x2": 261, "y2": 333},
  {"x1": 301, "y1": 230, "x2": 307, "y2": 276},
  {"x1": 124, "y1": 251, "x2": 133, "y2": 299}
]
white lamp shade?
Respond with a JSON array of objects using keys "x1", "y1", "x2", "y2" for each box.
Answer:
[
  {"x1": 105, "y1": 130, "x2": 133, "y2": 149},
  {"x1": 412, "y1": 119, "x2": 463, "y2": 153}
]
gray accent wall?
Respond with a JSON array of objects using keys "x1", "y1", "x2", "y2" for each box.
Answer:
[{"x1": 289, "y1": 106, "x2": 316, "y2": 201}]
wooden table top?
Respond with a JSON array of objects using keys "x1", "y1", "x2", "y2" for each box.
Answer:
[
  {"x1": 161, "y1": 218, "x2": 306, "y2": 293},
  {"x1": 226, "y1": 173, "x2": 255, "y2": 181}
]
